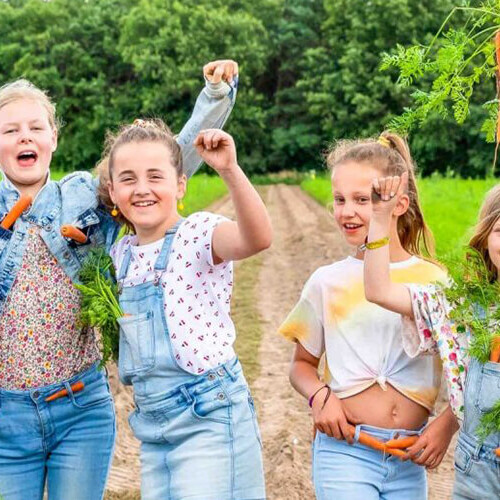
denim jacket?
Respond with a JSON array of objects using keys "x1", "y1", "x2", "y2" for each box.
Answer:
[{"x1": 0, "y1": 79, "x2": 237, "y2": 311}]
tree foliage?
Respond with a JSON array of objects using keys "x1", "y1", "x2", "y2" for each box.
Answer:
[{"x1": 0, "y1": 0, "x2": 495, "y2": 176}]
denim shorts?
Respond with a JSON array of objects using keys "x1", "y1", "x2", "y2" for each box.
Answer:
[
  {"x1": 313, "y1": 424, "x2": 426, "y2": 500},
  {"x1": 0, "y1": 363, "x2": 116, "y2": 500},
  {"x1": 129, "y1": 358, "x2": 266, "y2": 500}
]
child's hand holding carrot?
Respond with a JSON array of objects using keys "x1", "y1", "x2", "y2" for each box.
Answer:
[
  {"x1": 404, "y1": 405, "x2": 459, "y2": 469},
  {"x1": 311, "y1": 391, "x2": 361, "y2": 444}
]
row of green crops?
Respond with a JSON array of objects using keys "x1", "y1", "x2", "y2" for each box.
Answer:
[{"x1": 301, "y1": 175, "x2": 499, "y2": 259}]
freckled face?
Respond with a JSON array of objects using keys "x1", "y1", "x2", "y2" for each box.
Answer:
[
  {"x1": 0, "y1": 98, "x2": 57, "y2": 194},
  {"x1": 332, "y1": 161, "x2": 380, "y2": 247}
]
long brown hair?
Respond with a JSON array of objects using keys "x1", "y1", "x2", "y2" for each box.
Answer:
[
  {"x1": 468, "y1": 184, "x2": 500, "y2": 281},
  {"x1": 326, "y1": 132, "x2": 434, "y2": 257},
  {"x1": 95, "y1": 118, "x2": 183, "y2": 231}
]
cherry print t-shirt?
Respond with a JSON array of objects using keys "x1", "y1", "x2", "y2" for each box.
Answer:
[{"x1": 111, "y1": 212, "x2": 235, "y2": 375}]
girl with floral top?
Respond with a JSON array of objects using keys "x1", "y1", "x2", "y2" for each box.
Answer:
[
  {"x1": 99, "y1": 120, "x2": 271, "y2": 500},
  {"x1": 278, "y1": 133, "x2": 458, "y2": 500},
  {"x1": 363, "y1": 176, "x2": 499, "y2": 499},
  {"x1": 0, "y1": 60, "x2": 238, "y2": 500}
]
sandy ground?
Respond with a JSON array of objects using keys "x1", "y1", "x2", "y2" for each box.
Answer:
[{"x1": 105, "y1": 185, "x2": 456, "y2": 499}]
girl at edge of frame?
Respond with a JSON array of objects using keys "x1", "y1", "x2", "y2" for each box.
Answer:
[
  {"x1": 363, "y1": 171, "x2": 500, "y2": 500},
  {"x1": 99, "y1": 121, "x2": 271, "y2": 500},
  {"x1": 278, "y1": 132, "x2": 458, "y2": 500},
  {"x1": 0, "y1": 59, "x2": 238, "y2": 500}
]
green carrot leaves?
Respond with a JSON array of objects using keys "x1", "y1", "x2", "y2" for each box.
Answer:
[{"x1": 76, "y1": 247, "x2": 123, "y2": 365}]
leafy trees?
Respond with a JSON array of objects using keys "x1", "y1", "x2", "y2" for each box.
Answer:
[{"x1": 0, "y1": 0, "x2": 496, "y2": 176}]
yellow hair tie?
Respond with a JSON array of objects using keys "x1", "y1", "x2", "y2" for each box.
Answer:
[{"x1": 377, "y1": 136, "x2": 391, "y2": 148}]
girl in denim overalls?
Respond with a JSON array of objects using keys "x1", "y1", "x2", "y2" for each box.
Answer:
[
  {"x1": 363, "y1": 177, "x2": 500, "y2": 499},
  {"x1": 0, "y1": 60, "x2": 238, "y2": 500},
  {"x1": 100, "y1": 120, "x2": 270, "y2": 500}
]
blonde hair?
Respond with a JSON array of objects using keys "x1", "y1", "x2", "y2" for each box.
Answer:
[
  {"x1": 468, "y1": 184, "x2": 500, "y2": 281},
  {"x1": 95, "y1": 118, "x2": 183, "y2": 231},
  {"x1": 0, "y1": 79, "x2": 60, "y2": 131},
  {"x1": 326, "y1": 131, "x2": 434, "y2": 257}
]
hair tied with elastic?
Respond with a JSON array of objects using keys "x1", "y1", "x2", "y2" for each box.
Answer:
[{"x1": 377, "y1": 136, "x2": 391, "y2": 148}]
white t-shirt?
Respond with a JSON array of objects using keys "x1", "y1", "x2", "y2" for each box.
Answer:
[
  {"x1": 111, "y1": 212, "x2": 235, "y2": 375},
  {"x1": 279, "y1": 255, "x2": 447, "y2": 412}
]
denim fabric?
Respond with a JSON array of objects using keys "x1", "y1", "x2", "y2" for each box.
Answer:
[
  {"x1": 0, "y1": 364, "x2": 116, "y2": 500},
  {"x1": 118, "y1": 226, "x2": 265, "y2": 500},
  {"x1": 0, "y1": 79, "x2": 237, "y2": 313},
  {"x1": 313, "y1": 425, "x2": 426, "y2": 500},
  {"x1": 452, "y1": 358, "x2": 500, "y2": 500}
]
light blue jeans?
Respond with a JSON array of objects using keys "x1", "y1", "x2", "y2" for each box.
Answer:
[
  {"x1": 0, "y1": 364, "x2": 116, "y2": 500},
  {"x1": 129, "y1": 358, "x2": 266, "y2": 500},
  {"x1": 313, "y1": 425, "x2": 426, "y2": 500},
  {"x1": 452, "y1": 359, "x2": 500, "y2": 500}
]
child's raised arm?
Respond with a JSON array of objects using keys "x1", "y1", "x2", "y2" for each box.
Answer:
[
  {"x1": 364, "y1": 172, "x2": 414, "y2": 317},
  {"x1": 177, "y1": 60, "x2": 238, "y2": 178},
  {"x1": 194, "y1": 129, "x2": 272, "y2": 263}
]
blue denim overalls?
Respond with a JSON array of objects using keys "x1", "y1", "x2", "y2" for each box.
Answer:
[
  {"x1": 453, "y1": 358, "x2": 500, "y2": 499},
  {"x1": 116, "y1": 222, "x2": 266, "y2": 500}
]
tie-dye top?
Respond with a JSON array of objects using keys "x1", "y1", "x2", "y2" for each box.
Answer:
[{"x1": 279, "y1": 255, "x2": 447, "y2": 412}]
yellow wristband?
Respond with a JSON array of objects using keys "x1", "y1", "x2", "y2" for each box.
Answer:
[{"x1": 359, "y1": 236, "x2": 389, "y2": 251}]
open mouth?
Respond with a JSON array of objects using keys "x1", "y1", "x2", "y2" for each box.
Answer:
[{"x1": 17, "y1": 150, "x2": 38, "y2": 167}]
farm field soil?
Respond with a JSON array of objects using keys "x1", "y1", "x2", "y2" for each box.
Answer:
[{"x1": 105, "y1": 185, "x2": 455, "y2": 499}]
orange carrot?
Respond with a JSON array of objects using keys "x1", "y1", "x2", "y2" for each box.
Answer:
[
  {"x1": 61, "y1": 225, "x2": 87, "y2": 244},
  {"x1": 1, "y1": 194, "x2": 32, "y2": 229},
  {"x1": 45, "y1": 381, "x2": 85, "y2": 402},
  {"x1": 347, "y1": 425, "x2": 407, "y2": 458},
  {"x1": 385, "y1": 436, "x2": 419, "y2": 449},
  {"x1": 490, "y1": 336, "x2": 500, "y2": 363},
  {"x1": 495, "y1": 448, "x2": 500, "y2": 458}
]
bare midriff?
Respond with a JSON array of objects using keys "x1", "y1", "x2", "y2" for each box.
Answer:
[{"x1": 342, "y1": 383, "x2": 429, "y2": 430}]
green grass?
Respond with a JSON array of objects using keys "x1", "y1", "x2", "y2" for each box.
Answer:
[{"x1": 300, "y1": 174, "x2": 499, "y2": 259}]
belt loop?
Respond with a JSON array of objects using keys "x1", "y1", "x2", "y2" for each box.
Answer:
[
  {"x1": 473, "y1": 442, "x2": 482, "y2": 460},
  {"x1": 354, "y1": 424, "x2": 362, "y2": 443},
  {"x1": 224, "y1": 359, "x2": 239, "y2": 382},
  {"x1": 180, "y1": 385, "x2": 193, "y2": 404}
]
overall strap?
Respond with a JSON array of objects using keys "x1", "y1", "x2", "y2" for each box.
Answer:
[
  {"x1": 117, "y1": 245, "x2": 133, "y2": 282},
  {"x1": 154, "y1": 218, "x2": 184, "y2": 273}
]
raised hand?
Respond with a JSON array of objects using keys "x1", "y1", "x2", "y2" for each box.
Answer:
[
  {"x1": 193, "y1": 129, "x2": 238, "y2": 174},
  {"x1": 203, "y1": 60, "x2": 239, "y2": 84},
  {"x1": 371, "y1": 171, "x2": 409, "y2": 217}
]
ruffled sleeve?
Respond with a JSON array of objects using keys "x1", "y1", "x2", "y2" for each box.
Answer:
[{"x1": 403, "y1": 284, "x2": 469, "y2": 422}]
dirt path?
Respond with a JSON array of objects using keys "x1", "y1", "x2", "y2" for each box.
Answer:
[{"x1": 105, "y1": 184, "x2": 456, "y2": 499}]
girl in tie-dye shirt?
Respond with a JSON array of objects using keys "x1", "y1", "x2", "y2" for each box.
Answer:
[{"x1": 279, "y1": 133, "x2": 458, "y2": 500}]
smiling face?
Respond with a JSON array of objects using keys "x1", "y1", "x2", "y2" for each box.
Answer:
[
  {"x1": 332, "y1": 161, "x2": 381, "y2": 249},
  {"x1": 0, "y1": 98, "x2": 57, "y2": 196},
  {"x1": 108, "y1": 140, "x2": 186, "y2": 245}
]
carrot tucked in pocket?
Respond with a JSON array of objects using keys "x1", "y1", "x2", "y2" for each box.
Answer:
[
  {"x1": 61, "y1": 225, "x2": 88, "y2": 244},
  {"x1": 45, "y1": 381, "x2": 85, "y2": 402},
  {"x1": 1, "y1": 194, "x2": 32, "y2": 230},
  {"x1": 490, "y1": 335, "x2": 500, "y2": 363}
]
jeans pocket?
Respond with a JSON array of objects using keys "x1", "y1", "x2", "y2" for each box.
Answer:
[
  {"x1": 190, "y1": 386, "x2": 231, "y2": 425},
  {"x1": 475, "y1": 362, "x2": 500, "y2": 413},
  {"x1": 71, "y1": 379, "x2": 112, "y2": 410},
  {"x1": 118, "y1": 311, "x2": 156, "y2": 378},
  {"x1": 454, "y1": 442, "x2": 473, "y2": 475}
]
